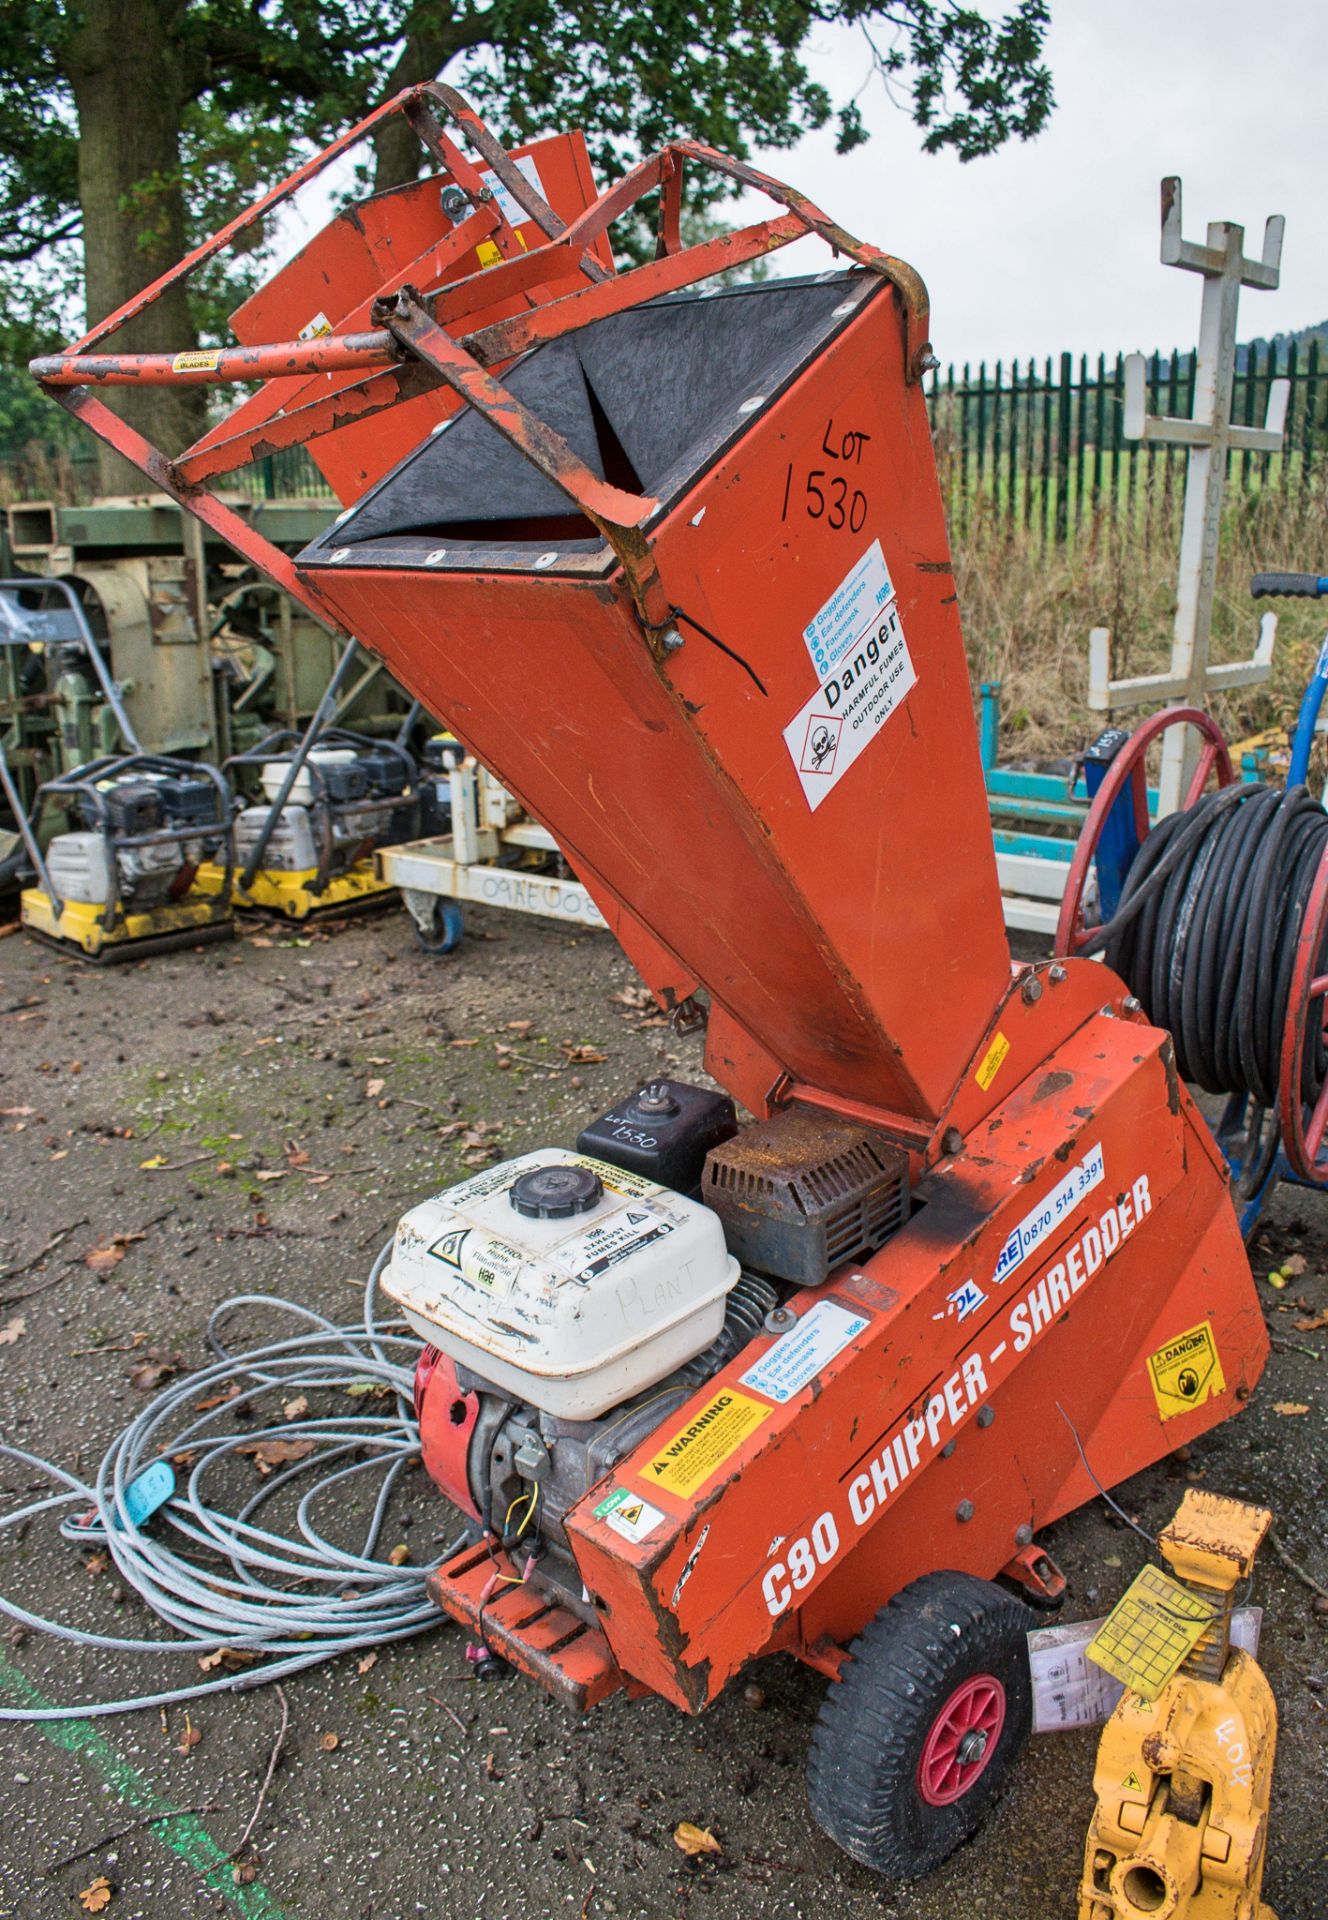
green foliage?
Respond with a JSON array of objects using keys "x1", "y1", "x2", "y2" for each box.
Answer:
[{"x1": 0, "y1": 0, "x2": 1053, "y2": 336}]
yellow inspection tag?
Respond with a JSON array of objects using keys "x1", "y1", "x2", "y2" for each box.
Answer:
[
  {"x1": 1147, "y1": 1320, "x2": 1226, "y2": 1421},
  {"x1": 1086, "y1": 1565, "x2": 1217, "y2": 1701},
  {"x1": 641, "y1": 1390, "x2": 770, "y2": 1498},
  {"x1": 975, "y1": 1030, "x2": 1010, "y2": 1090}
]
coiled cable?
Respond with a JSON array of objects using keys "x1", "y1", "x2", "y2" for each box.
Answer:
[
  {"x1": 1084, "y1": 782, "x2": 1328, "y2": 1119},
  {"x1": 0, "y1": 1243, "x2": 468, "y2": 1722}
]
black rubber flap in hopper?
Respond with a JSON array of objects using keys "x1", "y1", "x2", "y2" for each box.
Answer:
[{"x1": 300, "y1": 272, "x2": 874, "y2": 570}]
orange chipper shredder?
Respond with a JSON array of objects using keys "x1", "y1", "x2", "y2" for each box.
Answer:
[{"x1": 32, "y1": 85, "x2": 1269, "y2": 1878}]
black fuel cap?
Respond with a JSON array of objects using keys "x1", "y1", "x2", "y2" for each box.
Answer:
[{"x1": 509, "y1": 1162, "x2": 604, "y2": 1219}]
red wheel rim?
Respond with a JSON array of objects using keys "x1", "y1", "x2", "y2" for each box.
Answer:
[
  {"x1": 916, "y1": 1674, "x2": 1006, "y2": 1807},
  {"x1": 1278, "y1": 841, "x2": 1328, "y2": 1184},
  {"x1": 1054, "y1": 706, "x2": 1235, "y2": 959}
]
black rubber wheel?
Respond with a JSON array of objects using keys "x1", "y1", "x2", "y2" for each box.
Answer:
[
  {"x1": 807, "y1": 1570, "x2": 1034, "y2": 1878},
  {"x1": 412, "y1": 899, "x2": 464, "y2": 956}
]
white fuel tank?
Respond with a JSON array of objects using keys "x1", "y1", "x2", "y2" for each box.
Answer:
[{"x1": 383, "y1": 1149, "x2": 739, "y2": 1418}]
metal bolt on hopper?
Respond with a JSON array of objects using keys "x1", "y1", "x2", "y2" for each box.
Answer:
[{"x1": 31, "y1": 85, "x2": 1270, "y2": 1877}]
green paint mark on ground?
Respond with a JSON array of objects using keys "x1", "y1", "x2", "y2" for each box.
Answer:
[{"x1": 1, "y1": 1654, "x2": 294, "y2": 1918}]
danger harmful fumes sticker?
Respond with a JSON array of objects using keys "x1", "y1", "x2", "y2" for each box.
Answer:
[{"x1": 1147, "y1": 1321, "x2": 1226, "y2": 1421}]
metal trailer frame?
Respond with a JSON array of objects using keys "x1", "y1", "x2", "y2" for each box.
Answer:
[
  {"x1": 377, "y1": 760, "x2": 607, "y2": 950},
  {"x1": 28, "y1": 85, "x2": 1272, "y2": 1868}
]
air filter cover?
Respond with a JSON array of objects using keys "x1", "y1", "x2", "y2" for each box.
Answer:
[{"x1": 702, "y1": 1113, "x2": 909, "y2": 1286}]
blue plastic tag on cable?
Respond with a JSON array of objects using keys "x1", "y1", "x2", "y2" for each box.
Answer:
[{"x1": 59, "y1": 1459, "x2": 176, "y2": 1543}]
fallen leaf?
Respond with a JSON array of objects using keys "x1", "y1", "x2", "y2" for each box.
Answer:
[
  {"x1": 285, "y1": 1146, "x2": 310, "y2": 1170},
  {"x1": 0, "y1": 1315, "x2": 25, "y2": 1346},
  {"x1": 249, "y1": 936, "x2": 273, "y2": 949},
  {"x1": 1272, "y1": 1402, "x2": 1310, "y2": 1416},
  {"x1": 139, "y1": 1155, "x2": 169, "y2": 1170},
  {"x1": 254, "y1": 1169, "x2": 288, "y2": 1183},
  {"x1": 505, "y1": 1020, "x2": 533, "y2": 1034},
  {"x1": 197, "y1": 1647, "x2": 259, "y2": 1673},
  {"x1": 673, "y1": 1822, "x2": 722, "y2": 1858},
  {"x1": 319, "y1": 1731, "x2": 339, "y2": 1751},
  {"x1": 365, "y1": 1077, "x2": 386, "y2": 1099},
  {"x1": 283, "y1": 1396, "x2": 309, "y2": 1421},
  {"x1": 356, "y1": 1651, "x2": 378, "y2": 1676},
  {"x1": 194, "y1": 1382, "x2": 241, "y2": 1411},
  {"x1": 83, "y1": 1551, "x2": 109, "y2": 1576},
  {"x1": 78, "y1": 1877, "x2": 114, "y2": 1912},
  {"x1": 235, "y1": 1438, "x2": 317, "y2": 1475},
  {"x1": 1283, "y1": 1253, "x2": 1308, "y2": 1276},
  {"x1": 388, "y1": 1543, "x2": 410, "y2": 1566},
  {"x1": 448, "y1": 1037, "x2": 480, "y2": 1048},
  {"x1": 560, "y1": 1044, "x2": 608, "y2": 1065},
  {"x1": 1294, "y1": 1309, "x2": 1328, "y2": 1332},
  {"x1": 177, "y1": 1716, "x2": 202, "y2": 1753},
  {"x1": 85, "y1": 1231, "x2": 145, "y2": 1275},
  {"x1": 129, "y1": 1350, "x2": 183, "y2": 1392},
  {"x1": 232, "y1": 1863, "x2": 257, "y2": 1885}
]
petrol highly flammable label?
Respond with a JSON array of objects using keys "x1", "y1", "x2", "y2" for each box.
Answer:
[
  {"x1": 784, "y1": 553, "x2": 915, "y2": 813},
  {"x1": 643, "y1": 1390, "x2": 770, "y2": 1499}
]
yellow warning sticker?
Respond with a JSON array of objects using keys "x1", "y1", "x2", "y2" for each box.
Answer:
[
  {"x1": 642, "y1": 1390, "x2": 770, "y2": 1499},
  {"x1": 476, "y1": 230, "x2": 528, "y2": 269},
  {"x1": 1120, "y1": 1769, "x2": 1144, "y2": 1793},
  {"x1": 1086, "y1": 1565, "x2": 1217, "y2": 1701},
  {"x1": 975, "y1": 1030, "x2": 1011, "y2": 1091},
  {"x1": 1147, "y1": 1320, "x2": 1226, "y2": 1421},
  {"x1": 172, "y1": 348, "x2": 221, "y2": 374}
]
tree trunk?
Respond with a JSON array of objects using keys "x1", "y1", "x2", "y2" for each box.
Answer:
[
  {"x1": 371, "y1": 15, "x2": 466, "y2": 195},
  {"x1": 61, "y1": 0, "x2": 203, "y2": 493}
]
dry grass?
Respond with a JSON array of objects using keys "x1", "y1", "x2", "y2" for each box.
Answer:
[{"x1": 949, "y1": 468, "x2": 1328, "y2": 764}]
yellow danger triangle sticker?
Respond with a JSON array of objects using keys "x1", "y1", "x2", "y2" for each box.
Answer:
[
  {"x1": 1147, "y1": 1320, "x2": 1226, "y2": 1421},
  {"x1": 1120, "y1": 1770, "x2": 1144, "y2": 1794}
]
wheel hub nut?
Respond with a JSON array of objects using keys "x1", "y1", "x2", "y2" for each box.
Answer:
[{"x1": 958, "y1": 1729, "x2": 989, "y2": 1766}]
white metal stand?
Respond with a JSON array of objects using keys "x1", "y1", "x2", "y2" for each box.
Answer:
[
  {"x1": 1087, "y1": 177, "x2": 1289, "y2": 815},
  {"x1": 376, "y1": 762, "x2": 608, "y2": 938}
]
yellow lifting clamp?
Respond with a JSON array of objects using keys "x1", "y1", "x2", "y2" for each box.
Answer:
[{"x1": 1078, "y1": 1490, "x2": 1278, "y2": 1920}]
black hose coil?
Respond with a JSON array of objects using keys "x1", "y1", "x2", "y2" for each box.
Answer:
[{"x1": 1085, "y1": 783, "x2": 1328, "y2": 1111}]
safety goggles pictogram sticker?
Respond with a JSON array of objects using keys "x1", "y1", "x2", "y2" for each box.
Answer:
[{"x1": 1146, "y1": 1319, "x2": 1226, "y2": 1421}]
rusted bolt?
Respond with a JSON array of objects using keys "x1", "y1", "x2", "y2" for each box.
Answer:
[
  {"x1": 976, "y1": 1404, "x2": 995, "y2": 1429},
  {"x1": 1014, "y1": 1523, "x2": 1034, "y2": 1547},
  {"x1": 764, "y1": 1307, "x2": 796, "y2": 1334},
  {"x1": 1049, "y1": 963, "x2": 1067, "y2": 984},
  {"x1": 1021, "y1": 975, "x2": 1043, "y2": 1005},
  {"x1": 942, "y1": 1125, "x2": 963, "y2": 1157},
  {"x1": 956, "y1": 1499, "x2": 975, "y2": 1523}
]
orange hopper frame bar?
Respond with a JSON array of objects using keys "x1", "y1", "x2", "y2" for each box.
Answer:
[{"x1": 31, "y1": 87, "x2": 1269, "y2": 1716}]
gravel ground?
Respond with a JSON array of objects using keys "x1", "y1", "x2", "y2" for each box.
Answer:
[{"x1": 0, "y1": 904, "x2": 1325, "y2": 1920}]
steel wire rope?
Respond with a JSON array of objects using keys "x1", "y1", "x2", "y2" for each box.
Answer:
[
  {"x1": 0, "y1": 1242, "x2": 471, "y2": 1720},
  {"x1": 1081, "y1": 782, "x2": 1328, "y2": 1136}
]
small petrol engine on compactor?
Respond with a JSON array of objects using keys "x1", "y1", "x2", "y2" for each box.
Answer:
[
  {"x1": 18, "y1": 752, "x2": 234, "y2": 959},
  {"x1": 37, "y1": 84, "x2": 1273, "y2": 1880}
]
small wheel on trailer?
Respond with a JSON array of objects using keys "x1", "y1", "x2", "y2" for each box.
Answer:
[
  {"x1": 807, "y1": 1569, "x2": 1034, "y2": 1879},
  {"x1": 412, "y1": 898, "x2": 465, "y2": 956}
]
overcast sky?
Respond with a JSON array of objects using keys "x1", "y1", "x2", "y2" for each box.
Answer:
[{"x1": 740, "y1": 0, "x2": 1328, "y2": 368}]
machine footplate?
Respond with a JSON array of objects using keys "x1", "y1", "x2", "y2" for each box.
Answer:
[{"x1": 427, "y1": 1541, "x2": 623, "y2": 1712}]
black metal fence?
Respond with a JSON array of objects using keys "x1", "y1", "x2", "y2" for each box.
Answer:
[
  {"x1": 5, "y1": 337, "x2": 1325, "y2": 529},
  {"x1": 927, "y1": 339, "x2": 1325, "y2": 544}
]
